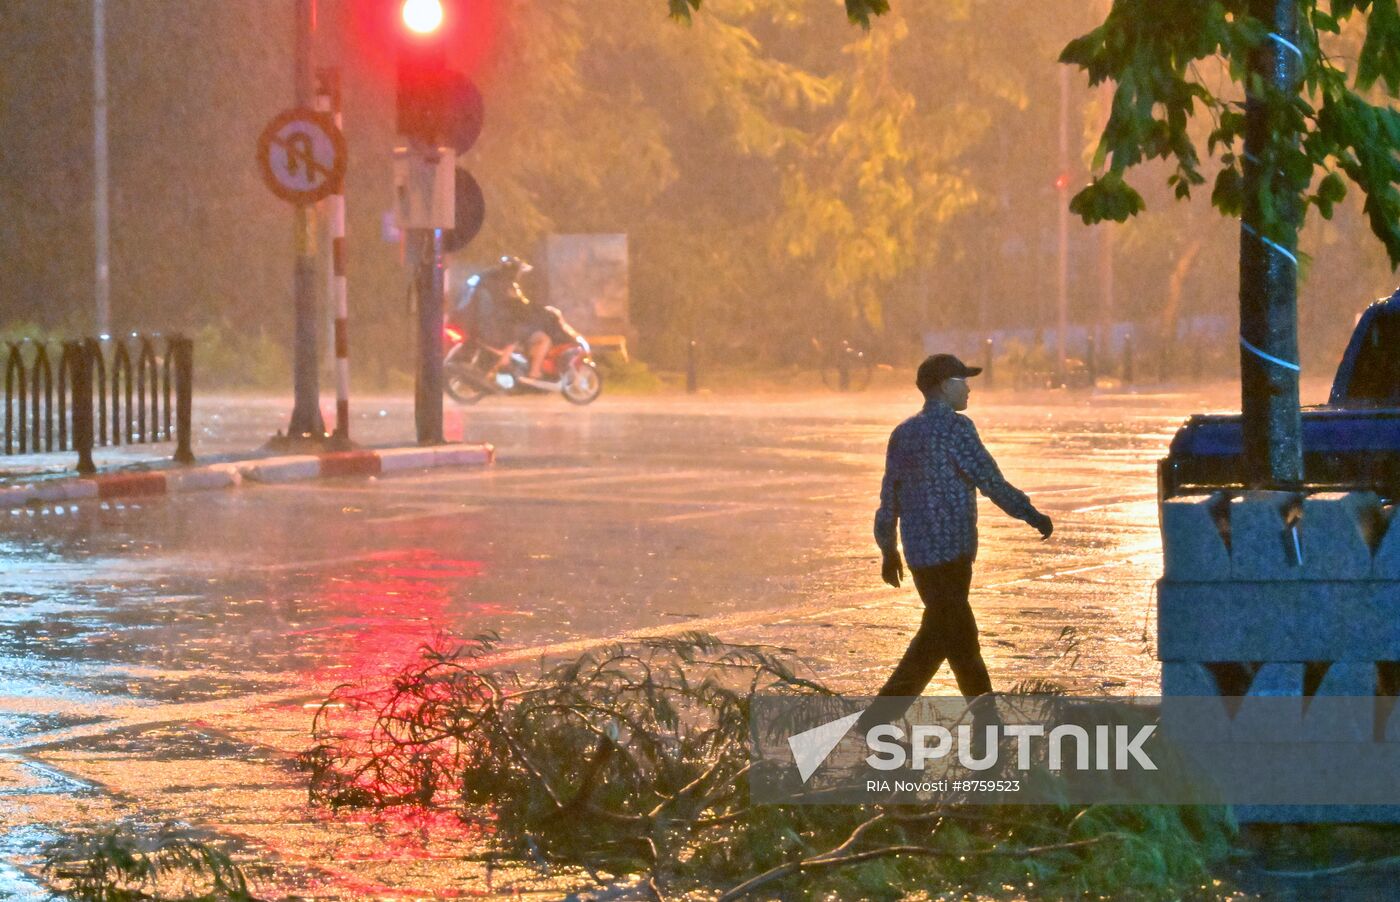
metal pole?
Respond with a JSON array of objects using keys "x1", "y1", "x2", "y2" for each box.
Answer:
[
  {"x1": 317, "y1": 68, "x2": 351, "y2": 446},
  {"x1": 173, "y1": 336, "x2": 194, "y2": 464},
  {"x1": 983, "y1": 337, "x2": 994, "y2": 389},
  {"x1": 93, "y1": 0, "x2": 110, "y2": 338},
  {"x1": 1238, "y1": 0, "x2": 1303, "y2": 488},
  {"x1": 414, "y1": 229, "x2": 445, "y2": 445},
  {"x1": 286, "y1": 0, "x2": 325, "y2": 441},
  {"x1": 1056, "y1": 66, "x2": 1070, "y2": 387},
  {"x1": 71, "y1": 342, "x2": 95, "y2": 475}
]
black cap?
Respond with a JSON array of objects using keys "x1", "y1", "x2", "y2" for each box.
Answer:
[{"x1": 916, "y1": 353, "x2": 982, "y2": 395}]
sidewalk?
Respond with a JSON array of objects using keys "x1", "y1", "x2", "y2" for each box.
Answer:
[{"x1": 0, "y1": 431, "x2": 493, "y2": 509}]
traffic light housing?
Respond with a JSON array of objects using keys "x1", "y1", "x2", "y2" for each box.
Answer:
[
  {"x1": 396, "y1": 0, "x2": 449, "y2": 145},
  {"x1": 395, "y1": 0, "x2": 485, "y2": 151}
]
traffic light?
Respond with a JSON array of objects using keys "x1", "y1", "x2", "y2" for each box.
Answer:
[
  {"x1": 396, "y1": 0, "x2": 448, "y2": 145},
  {"x1": 401, "y1": 0, "x2": 443, "y2": 34},
  {"x1": 395, "y1": 0, "x2": 485, "y2": 150}
]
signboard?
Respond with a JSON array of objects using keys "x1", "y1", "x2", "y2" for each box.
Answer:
[
  {"x1": 256, "y1": 108, "x2": 347, "y2": 205},
  {"x1": 545, "y1": 234, "x2": 630, "y2": 334}
]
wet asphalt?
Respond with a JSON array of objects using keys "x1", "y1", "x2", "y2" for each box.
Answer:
[{"x1": 0, "y1": 383, "x2": 1343, "y2": 899}]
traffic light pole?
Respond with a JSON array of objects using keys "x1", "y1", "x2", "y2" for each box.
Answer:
[
  {"x1": 413, "y1": 227, "x2": 446, "y2": 445},
  {"x1": 286, "y1": 0, "x2": 326, "y2": 443}
]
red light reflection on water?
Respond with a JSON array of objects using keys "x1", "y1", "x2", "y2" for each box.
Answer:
[
  {"x1": 300, "y1": 548, "x2": 499, "y2": 686},
  {"x1": 260, "y1": 549, "x2": 517, "y2": 896}
]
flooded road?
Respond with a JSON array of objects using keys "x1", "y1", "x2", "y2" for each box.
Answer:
[{"x1": 0, "y1": 385, "x2": 1244, "y2": 898}]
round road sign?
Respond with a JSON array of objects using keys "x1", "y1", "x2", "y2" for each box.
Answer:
[
  {"x1": 256, "y1": 108, "x2": 347, "y2": 205},
  {"x1": 444, "y1": 168, "x2": 485, "y2": 253}
]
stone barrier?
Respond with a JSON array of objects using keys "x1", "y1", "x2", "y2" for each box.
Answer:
[{"x1": 1159, "y1": 490, "x2": 1400, "y2": 822}]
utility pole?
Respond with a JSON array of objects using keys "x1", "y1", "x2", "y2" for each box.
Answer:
[
  {"x1": 317, "y1": 68, "x2": 352, "y2": 447},
  {"x1": 1239, "y1": 0, "x2": 1303, "y2": 487},
  {"x1": 412, "y1": 216, "x2": 446, "y2": 444},
  {"x1": 93, "y1": 0, "x2": 110, "y2": 338},
  {"x1": 1056, "y1": 66, "x2": 1071, "y2": 385},
  {"x1": 286, "y1": 0, "x2": 326, "y2": 441}
]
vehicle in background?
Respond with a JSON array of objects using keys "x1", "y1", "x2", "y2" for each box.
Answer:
[{"x1": 1160, "y1": 289, "x2": 1400, "y2": 499}]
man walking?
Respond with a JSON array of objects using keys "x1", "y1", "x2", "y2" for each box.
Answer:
[{"x1": 862, "y1": 354, "x2": 1053, "y2": 724}]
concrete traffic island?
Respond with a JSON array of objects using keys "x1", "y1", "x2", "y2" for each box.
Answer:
[
  {"x1": 0, "y1": 443, "x2": 494, "y2": 509},
  {"x1": 1160, "y1": 490, "x2": 1400, "y2": 822}
]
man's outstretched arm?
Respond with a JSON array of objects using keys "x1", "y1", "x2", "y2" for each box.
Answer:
[{"x1": 952, "y1": 417, "x2": 1053, "y2": 538}]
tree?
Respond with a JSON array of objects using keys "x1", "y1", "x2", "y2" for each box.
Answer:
[
  {"x1": 1061, "y1": 1, "x2": 1400, "y2": 485},
  {"x1": 668, "y1": 0, "x2": 892, "y2": 28}
]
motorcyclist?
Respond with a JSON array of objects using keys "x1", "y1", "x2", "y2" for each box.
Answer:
[{"x1": 456, "y1": 256, "x2": 551, "y2": 379}]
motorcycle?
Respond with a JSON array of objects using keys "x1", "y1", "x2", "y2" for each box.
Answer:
[{"x1": 442, "y1": 309, "x2": 603, "y2": 406}]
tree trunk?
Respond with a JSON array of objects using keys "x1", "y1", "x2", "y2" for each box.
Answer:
[{"x1": 1238, "y1": 0, "x2": 1303, "y2": 487}]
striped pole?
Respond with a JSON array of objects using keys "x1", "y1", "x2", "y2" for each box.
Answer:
[{"x1": 317, "y1": 68, "x2": 351, "y2": 443}]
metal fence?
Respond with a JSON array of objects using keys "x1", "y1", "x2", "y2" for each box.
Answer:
[{"x1": 3, "y1": 334, "x2": 193, "y2": 474}]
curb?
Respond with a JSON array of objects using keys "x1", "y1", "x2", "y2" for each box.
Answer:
[{"x1": 0, "y1": 443, "x2": 494, "y2": 510}]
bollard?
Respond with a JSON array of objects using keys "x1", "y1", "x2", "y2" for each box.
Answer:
[
  {"x1": 983, "y1": 337, "x2": 994, "y2": 389},
  {"x1": 173, "y1": 336, "x2": 194, "y2": 464},
  {"x1": 1123, "y1": 331, "x2": 1135, "y2": 386},
  {"x1": 68, "y1": 341, "x2": 95, "y2": 475},
  {"x1": 838, "y1": 341, "x2": 851, "y2": 392},
  {"x1": 1086, "y1": 336, "x2": 1097, "y2": 388},
  {"x1": 686, "y1": 339, "x2": 698, "y2": 394}
]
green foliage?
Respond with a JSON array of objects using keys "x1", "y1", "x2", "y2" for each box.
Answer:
[
  {"x1": 668, "y1": 0, "x2": 892, "y2": 28},
  {"x1": 301, "y1": 634, "x2": 1235, "y2": 899},
  {"x1": 192, "y1": 323, "x2": 289, "y2": 392},
  {"x1": 597, "y1": 356, "x2": 666, "y2": 393},
  {"x1": 1062, "y1": 0, "x2": 1400, "y2": 266},
  {"x1": 41, "y1": 825, "x2": 261, "y2": 902}
]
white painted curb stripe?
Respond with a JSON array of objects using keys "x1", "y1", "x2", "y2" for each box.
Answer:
[
  {"x1": 377, "y1": 448, "x2": 439, "y2": 472},
  {"x1": 36, "y1": 482, "x2": 99, "y2": 503},
  {"x1": 0, "y1": 443, "x2": 494, "y2": 508},
  {"x1": 166, "y1": 465, "x2": 241, "y2": 493},
  {"x1": 241, "y1": 457, "x2": 321, "y2": 483},
  {"x1": 433, "y1": 445, "x2": 494, "y2": 466}
]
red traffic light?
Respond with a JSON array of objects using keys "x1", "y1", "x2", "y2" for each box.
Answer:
[{"x1": 402, "y1": 0, "x2": 444, "y2": 35}]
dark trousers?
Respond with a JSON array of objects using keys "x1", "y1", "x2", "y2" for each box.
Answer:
[{"x1": 858, "y1": 557, "x2": 990, "y2": 730}]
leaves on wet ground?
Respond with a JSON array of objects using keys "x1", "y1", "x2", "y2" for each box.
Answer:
[{"x1": 41, "y1": 823, "x2": 260, "y2": 901}]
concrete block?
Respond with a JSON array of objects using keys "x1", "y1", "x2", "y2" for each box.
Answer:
[
  {"x1": 1160, "y1": 665, "x2": 1233, "y2": 742},
  {"x1": 1230, "y1": 492, "x2": 1302, "y2": 581},
  {"x1": 0, "y1": 485, "x2": 38, "y2": 509},
  {"x1": 165, "y1": 465, "x2": 239, "y2": 494},
  {"x1": 1301, "y1": 493, "x2": 1380, "y2": 581},
  {"x1": 35, "y1": 481, "x2": 98, "y2": 503},
  {"x1": 1378, "y1": 505, "x2": 1400, "y2": 580},
  {"x1": 433, "y1": 444, "x2": 494, "y2": 467},
  {"x1": 1161, "y1": 661, "x2": 1220, "y2": 697},
  {"x1": 1304, "y1": 663, "x2": 1377, "y2": 742},
  {"x1": 241, "y1": 456, "x2": 320, "y2": 483},
  {"x1": 377, "y1": 448, "x2": 437, "y2": 473},
  {"x1": 1378, "y1": 695, "x2": 1400, "y2": 743},
  {"x1": 1232, "y1": 663, "x2": 1305, "y2": 743},
  {"x1": 1158, "y1": 581, "x2": 1400, "y2": 661},
  {"x1": 1161, "y1": 494, "x2": 1230, "y2": 581}
]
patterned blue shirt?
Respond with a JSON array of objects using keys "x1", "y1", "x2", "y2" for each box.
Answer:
[{"x1": 874, "y1": 400, "x2": 1046, "y2": 568}]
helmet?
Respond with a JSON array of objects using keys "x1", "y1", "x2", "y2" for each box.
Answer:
[{"x1": 497, "y1": 255, "x2": 534, "y2": 278}]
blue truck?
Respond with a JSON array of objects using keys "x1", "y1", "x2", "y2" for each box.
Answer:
[{"x1": 1160, "y1": 289, "x2": 1400, "y2": 498}]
